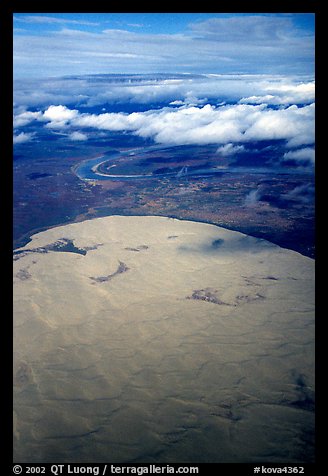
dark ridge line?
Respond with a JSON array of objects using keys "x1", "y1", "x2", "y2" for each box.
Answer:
[{"x1": 89, "y1": 261, "x2": 129, "y2": 283}]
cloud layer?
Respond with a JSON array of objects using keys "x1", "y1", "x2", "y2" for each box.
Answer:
[
  {"x1": 14, "y1": 101, "x2": 314, "y2": 153},
  {"x1": 13, "y1": 74, "x2": 315, "y2": 110},
  {"x1": 13, "y1": 72, "x2": 315, "y2": 170}
]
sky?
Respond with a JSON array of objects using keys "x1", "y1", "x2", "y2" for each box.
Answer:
[
  {"x1": 13, "y1": 13, "x2": 315, "y2": 78},
  {"x1": 13, "y1": 13, "x2": 315, "y2": 169}
]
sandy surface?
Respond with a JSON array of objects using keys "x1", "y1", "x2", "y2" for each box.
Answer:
[{"x1": 13, "y1": 215, "x2": 315, "y2": 463}]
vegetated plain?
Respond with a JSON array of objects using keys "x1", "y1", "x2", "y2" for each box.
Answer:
[{"x1": 14, "y1": 136, "x2": 315, "y2": 258}]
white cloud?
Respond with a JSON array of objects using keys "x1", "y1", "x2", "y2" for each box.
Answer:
[
  {"x1": 13, "y1": 105, "x2": 80, "y2": 129},
  {"x1": 190, "y1": 16, "x2": 295, "y2": 42},
  {"x1": 72, "y1": 103, "x2": 312, "y2": 147},
  {"x1": 81, "y1": 77, "x2": 313, "y2": 108},
  {"x1": 243, "y1": 104, "x2": 314, "y2": 147},
  {"x1": 217, "y1": 143, "x2": 245, "y2": 156},
  {"x1": 283, "y1": 147, "x2": 315, "y2": 163},
  {"x1": 69, "y1": 131, "x2": 88, "y2": 141},
  {"x1": 14, "y1": 15, "x2": 99, "y2": 26},
  {"x1": 43, "y1": 105, "x2": 79, "y2": 128},
  {"x1": 43, "y1": 104, "x2": 79, "y2": 121},
  {"x1": 13, "y1": 132, "x2": 34, "y2": 144},
  {"x1": 13, "y1": 110, "x2": 42, "y2": 127},
  {"x1": 13, "y1": 74, "x2": 315, "y2": 111},
  {"x1": 239, "y1": 80, "x2": 315, "y2": 105},
  {"x1": 15, "y1": 101, "x2": 314, "y2": 151}
]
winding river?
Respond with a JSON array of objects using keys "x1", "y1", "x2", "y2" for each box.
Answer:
[{"x1": 72, "y1": 145, "x2": 290, "y2": 182}]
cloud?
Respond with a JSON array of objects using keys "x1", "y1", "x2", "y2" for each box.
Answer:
[
  {"x1": 13, "y1": 110, "x2": 42, "y2": 127},
  {"x1": 43, "y1": 105, "x2": 79, "y2": 128},
  {"x1": 14, "y1": 28, "x2": 183, "y2": 78},
  {"x1": 12, "y1": 104, "x2": 314, "y2": 150},
  {"x1": 239, "y1": 81, "x2": 315, "y2": 105},
  {"x1": 13, "y1": 132, "x2": 35, "y2": 144},
  {"x1": 244, "y1": 182, "x2": 315, "y2": 209},
  {"x1": 14, "y1": 15, "x2": 99, "y2": 26},
  {"x1": 14, "y1": 101, "x2": 314, "y2": 151},
  {"x1": 243, "y1": 104, "x2": 314, "y2": 147},
  {"x1": 283, "y1": 147, "x2": 315, "y2": 164},
  {"x1": 13, "y1": 74, "x2": 315, "y2": 113},
  {"x1": 244, "y1": 188, "x2": 262, "y2": 206},
  {"x1": 281, "y1": 183, "x2": 315, "y2": 204},
  {"x1": 216, "y1": 143, "x2": 245, "y2": 156},
  {"x1": 190, "y1": 15, "x2": 295, "y2": 42},
  {"x1": 69, "y1": 131, "x2": 88, "y2": 141}
]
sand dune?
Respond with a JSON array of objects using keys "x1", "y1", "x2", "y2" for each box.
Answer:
[{"x1": 13, "y1": 216, "x2": 315, "y2": 463}]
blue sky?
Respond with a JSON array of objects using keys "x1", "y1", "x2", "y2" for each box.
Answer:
[{"x1": 13, "y1": 13, "x2": 315, "y2": 78}]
